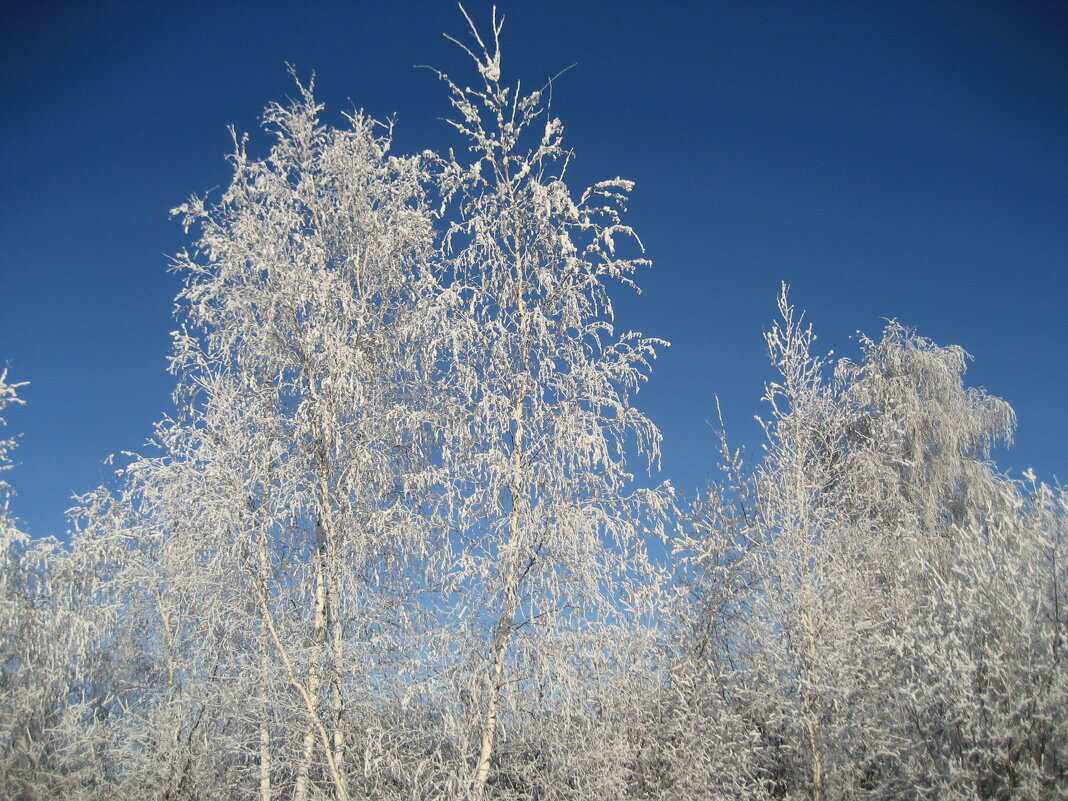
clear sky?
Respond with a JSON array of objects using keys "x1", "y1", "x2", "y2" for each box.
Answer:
[{"x1": 2, "y1": 1, "x2": 1065, "y2": 540}]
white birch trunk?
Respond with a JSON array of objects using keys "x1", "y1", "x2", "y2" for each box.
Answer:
[
  {"x1": 258, "y1": 532, "x2": 273, "y2": 801},
  {"x1": 294, "y1": 520, "x2": 329, "y2": 801},
  {"x1": 472, "y1": 553, "x2": 520, "y2": 799},
  {"x1": 472, "y1": 381, "x2": 527, "y2": 799}
]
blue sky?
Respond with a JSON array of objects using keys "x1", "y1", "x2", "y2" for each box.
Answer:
[{"x1": 2, "y1": 1, "x2": 1065, "y2": 539}]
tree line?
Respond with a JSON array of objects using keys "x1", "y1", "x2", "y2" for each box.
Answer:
[{"x1": 2, "y1": 13, "x2": 1065, "y2": 801}]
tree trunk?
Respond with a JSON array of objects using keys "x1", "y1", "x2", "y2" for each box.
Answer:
[
  {"x1": 259, "y1": 669, "x2": 272, "y2": 801},
  {"x1": 795, "y1": 428, "x2": 824, "y2": 801},
  {"x1": 254, "y1": 527, "x2": 349, "y2": 801},
  {"x1": 801, "y1": 594, "x2": 823, "y2": 801},
  {"x1": 295, "y1": 520, "x2": 329, "y2": 801},
  {"x1": 472, "y1": 563, "x2": 520, "y2": 798},
  {"x1": 330, "y1": 549, "x2": 346, "y2": 776},
  {"x1": 472, "y1": 391, "x2": 527, "y2": 800},
  {"x1": 258, "y1": 559, "x2": 273, "y2": 801}
]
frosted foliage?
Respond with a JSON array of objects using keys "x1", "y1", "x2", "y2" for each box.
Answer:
[
  {"x1": 1, "y1": 13, "x2": 1065, "y2": 801},
  {"x1": 889, "y1": 476, "x2": 1068, "y2": 799},
  {"x1": 0, "y1": 377, "x2": 116, "y2": 799},
  {"x1": 670, "y1": 287, "x2": 1066, "y2": 801},
  {"x1": 0, "y1": 370, "x2": 26, "y2": 508},
  {"x1": 836, "y1": 321, "x2": 1016, "y2": 574},
  {"x1": 0, "y1": 373, "x2": 29, "y2": 777}
]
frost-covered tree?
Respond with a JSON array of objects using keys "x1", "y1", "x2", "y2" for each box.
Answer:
[
  {"x1": 887, "y1": 472, "x2": 1068, "y2": 799},
  {"x1": 0, "y1": 375, "x2": 121, "y2": 800},
  {"x1": 427, "y1": 11, "x2": 671, "y2": 798},
  {"x1": 834, "y1": 320, "x2": 1016, "y2": 592},
  {"x1": 672, "y1": 287, "x2": 1064, "y2": 801},
  {"x1": 732, "y1": 288, "x2": 853, "y2": 801},
  {"x1": 79, "y1": 78, "x2": 444, "y2": 801},
  {"x1": 0, "y1": 371, "x2": 40, "y2": 788}
]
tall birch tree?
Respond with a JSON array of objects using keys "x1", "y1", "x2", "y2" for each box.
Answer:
[
  {"x1": 429, "y1": 11, "x2": 670, "y2": 798},
  {"x1": 99, "y1": 77, "x2": 443, "y2": 801}
]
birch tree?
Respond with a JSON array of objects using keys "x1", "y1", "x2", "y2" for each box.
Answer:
[
  {"x1": 92, "y1": 77, "x2": 443, "y2": 801},
  {"x1": 809, "y1": 318, "x2": 1026, "y2": 796},
  {"x1": 0, "y1": 371, "x2": 42, "y2": 790},
  {"x1": 886, "y1": 473, "x2": 1068, "y2": 800},
  {"x1": 429, "y1": 11, "x2": 670, "y2": 798},
  {"x1": 743, "y1": 289, "x2": 846, "y2": 801},
  {"x1": 835, "y1": 320, "x2": 1016, "y2": 591},
  {"x1": 0, "y1": 375, "x2": 122, "y2": 800}
]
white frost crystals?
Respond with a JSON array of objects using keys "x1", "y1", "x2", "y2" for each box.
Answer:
[{"x1": 0, "y1": 10, "x2": 1064, "y2": 801}]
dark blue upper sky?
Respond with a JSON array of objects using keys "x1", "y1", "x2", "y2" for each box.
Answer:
[{"x1": 2, "y1": 1, "x2": 1065, "y2": 539}]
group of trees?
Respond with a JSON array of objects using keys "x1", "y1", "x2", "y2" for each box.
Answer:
[
  {"x1": 666, "y1": 294, "x2": 1066, "y2": 800},
  {"x1": 2, "y1": 14, "x2": 1065, "y2": 801}
]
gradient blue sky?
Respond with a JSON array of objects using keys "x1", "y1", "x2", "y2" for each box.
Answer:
[{"x1": 2, "y1": 1, "x2": 1065, "y2": 539}]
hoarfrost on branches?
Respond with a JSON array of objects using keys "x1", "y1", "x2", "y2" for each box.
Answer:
[
  {"x1": 0, "y1": 10, "x2": 1064, "y2": 801},
  {"x1": 427, "y1": 10, "x2": 671, "y2": 798}
]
